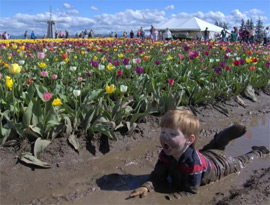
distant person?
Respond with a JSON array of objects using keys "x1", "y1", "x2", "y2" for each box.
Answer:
[
  {"x1": 24, "y1": 30, "x2": 27, "y2": 39},
  {"x1": 59, "y1": 30, "x2": 64, "y2": 38},
  {"x1": 2, "y1": 31, "x2": 8, "y2": 40},
  {"x1": 55, "y1": 30, "x2": 58, "y2": 39},
  {"x1": 65, "y1": 30, "x2": 69, "y2": 38},
  {"x1": 221, "y1": 27, "x2": 228, "y2": 42},
  {"x1": 30, "y1": 31, "x2": 36, "y2": 39},
  {"x1": 242, "y1": 28, "x2": 250, "y2": 43},
  {"x1": 137, "y1": 30, "x2": 140, "y2": 38},
  {"x1": 150, "y1": 25, "x2": 154, "y2": 39},
  {"x1": 233, "y1": 26, "x2": 239, "y2": 41},
  {"x1": 231, "y1": 31, "x2": 236, "y2": 42},
  {"x1": 263, "y1": 26, "x2": 269, "y2": 46},
  {"x1": 204, "y1": 27, "x2": 209, "y2": 41},
  {"x1": 140, "y1": 27, "x2": 145, "y2": 40},
  {"x1": 130, "y1": 30, "x2": 134, "y2": 38},
  {"x1": 164, "y1": 28, "x2": 172, "y2": 41},
  {"x1": 123, "y1": 31, "x2": 127, "y2": 37}
]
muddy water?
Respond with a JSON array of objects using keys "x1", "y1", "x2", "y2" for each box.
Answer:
[{"x1": 74, "y1": 115, "x2": 270, "y2": 205}]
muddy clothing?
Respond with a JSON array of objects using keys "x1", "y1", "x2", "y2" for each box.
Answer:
[{"x1": 142, "y1": 146, "x2": 252, "y2": 199}]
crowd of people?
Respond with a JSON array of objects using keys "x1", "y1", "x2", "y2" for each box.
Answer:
[{"x1": 1, "y1": 25, "x2": 269, "y2": 45}]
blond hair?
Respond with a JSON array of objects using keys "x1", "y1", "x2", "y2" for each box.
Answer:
[{"x1": 160, "y1": 109, "x2": 200, "y2": 146}]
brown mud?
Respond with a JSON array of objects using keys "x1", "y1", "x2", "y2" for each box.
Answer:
[{"x1": 1, "y1": 92, "x2": 270, "y2": 205}]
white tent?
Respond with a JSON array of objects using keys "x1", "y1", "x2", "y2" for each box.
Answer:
[{"x1": 156, "y1": 17, "x2": 224, "y2": 40}]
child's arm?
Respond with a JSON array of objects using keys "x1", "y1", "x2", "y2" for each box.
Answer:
[{"x1": 129, "y1": 157, "x2": 169, "y2": 198}]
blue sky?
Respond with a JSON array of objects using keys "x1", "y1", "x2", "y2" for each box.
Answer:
[{"x1": 0, "y1": 0, "x2": 269, "y2": 36}]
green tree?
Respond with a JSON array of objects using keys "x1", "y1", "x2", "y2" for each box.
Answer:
[
  {"x1": 255, "y1": 18, "x2": 264, "y2": 42},
  {"x1": 240, "y1": 19, "x2": 245, "y2": 30},
  {"x1": 250, "y1": 18, "x2": 254, "y2": 29}
]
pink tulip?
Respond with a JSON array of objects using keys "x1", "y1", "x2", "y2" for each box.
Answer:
[
  {"x1": 52, "y1": 74, "x2": 58, "y2": 79},
  {"x1": 37, "y1": 52, "x2": 46, "y2": 60},
  {"x1": 78, "y1": 76, "x2": 83, "y2": 82},
  {"x1": 41, "y1": 71, "x2": 48, "y2": 77},
  {"x1": 178, "y1": 54, "x2": 185, "y2": 59},
  {"x1": 43, "y1": 92, "x2": 52, "y2": 101}
]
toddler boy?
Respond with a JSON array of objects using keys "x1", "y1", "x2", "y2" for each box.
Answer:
[{"x1": 129, "y1": 109, "x2": 269, "y2": 200}]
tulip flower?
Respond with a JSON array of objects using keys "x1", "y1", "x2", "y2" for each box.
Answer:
[
  {"x1": 168, "y1": 78, "x2": 174, "y2": 86},
  {"x1": 78, "y1": 76, "x2": 83, "y2": 82},
  {"x1": 105, "y1": 84, "x2": 116, "y2": 94},
  {"x1": 98, "y1": 64, "x2": 105, "y2": 70},
  {"x1": 73, "y1": 89, "x2": 81, "y2": 97},
  {"x1": 107, "y1": 63, "x2": 115, "y2": 71},
  {"x1": 117, "y1": 71, "x2": 122, "y2": 76},
  {"x1": 18, "y1": 60, "x2": 25, "y2": 65},
  {"x1": 37, "y1": 52, "x2": 46, "y2": 60},
  {"x1": 51, "y1": 74, "x2": 58, "y2": 79},
  {"x1": 5, "y1": 76, "x2": 13, "y2": 90},
  {"x1": 43, "y1": 92, "x2": 52, "y2": 102},
  {"x1": 61, "y1": 54, "x2": 68, "y2": 59},
  {"x1": 38, "y1": 62, "x2": 47, "y2": 68},
  {"x1": 9, "y1": 63, "x2": 22, "y2": 75},
  {"x1": 120, "y1": 85, "x2": 128, "y2": 93},
  {"x1": 70, "y1": 66, "x2": 77, "y2": 71},
  {"x1": 41, "y1": 71, "x2": 48, "y2": 77},
  {"x1": 52, "y1": 98, "x2": 62, "y2": 106}
]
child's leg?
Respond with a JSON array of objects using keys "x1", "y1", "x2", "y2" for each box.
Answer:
[
  {"x1": 200, "y1": 122, "x2": 246, "y2": 151},
  {"x1": 236, "y1": 146, "x2": 269, "y2": 167}
]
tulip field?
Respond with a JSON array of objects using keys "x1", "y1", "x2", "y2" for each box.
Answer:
[{"x1": 0, "y1": 38, "x2": 269, "y2": 165}]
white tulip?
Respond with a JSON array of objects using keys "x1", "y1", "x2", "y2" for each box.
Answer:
[
  {"x1": 70, "y1": 66, "x2": 77, "y2": 71},
  {"x1": 125, "y1": 65, "x2": 131, "y2": 70},
  {"x1": 73, "y1": 90, "x2": 81, "y2": 97},
  {"x1": 18, "y1": 60, "x2": 25, "y2": 65},
  {"x1": 120, "y1": 85, "x2": 128, "y2": 93},
  {"x1": 98, "y1": 64, "x2": 105, "y2": 70},
  {"x1": 209, "y1": 58, "x2": 214, "y2": 63}
]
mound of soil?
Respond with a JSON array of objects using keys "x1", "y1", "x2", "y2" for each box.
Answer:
[{"x1": 1, "y1": 92, "x2": 270, "y2": 204}]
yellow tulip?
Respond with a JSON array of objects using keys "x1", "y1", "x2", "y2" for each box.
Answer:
[
  {"x1": 38, "y1": 62, "x2": 47, "y2": 68},
  {"x1": 5, "y1": 76, "x2": 13, "y2": 90},
  {"x1": 105, "y1": 84, "x2": 116, "y2": 94},
  {"x1": 12, "y1": 44, "x2": 18, "y2": 50},
  {"x1": 93, "y1": 56, "x2": 98, "y2": 61},
  {"x1": 9, "y1": 63, "x2": 22, "y2": 75},
  {"x1": 245, "y1": 58, "x2": 252, "y2": 64},
  {"x1": 107, "y1": 63, "x2": 115, "y2": 71},
  {"x1": 118, "y1": 53, "x2": 124, "y2": 58},
  {"x1": 52, "y1": 98, "x2": 62, "y2": 106}
]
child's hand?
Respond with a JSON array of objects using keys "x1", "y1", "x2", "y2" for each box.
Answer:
[{"x1": 129, "y1": 187, "x2": 148, "y2": 198}]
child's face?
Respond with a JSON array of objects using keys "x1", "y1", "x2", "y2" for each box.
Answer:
[{"x1": 159, "y1": 127, "x2": 188, "y2": 156}]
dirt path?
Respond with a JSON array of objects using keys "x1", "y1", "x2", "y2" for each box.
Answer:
[{"x1": 1, "y1": 92, "x2": 270, "y2": 205}]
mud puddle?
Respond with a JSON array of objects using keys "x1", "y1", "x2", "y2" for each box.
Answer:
[{"x1": 74, "y1": 115, "x2": 270, "y2": 205}]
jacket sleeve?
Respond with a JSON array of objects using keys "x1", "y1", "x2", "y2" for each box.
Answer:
[
  {"x1": 141, "y1": 159, "x2": 169, "y2": 192},
  {"x1": 165, "y1": 187, "x2": 197, "y2": 200}
]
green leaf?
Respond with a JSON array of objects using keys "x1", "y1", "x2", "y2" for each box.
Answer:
[
  {"x1": 19, "y1": 152, "x2": 51, "y2": 168},
  {"x1": 68, "y1": 134, "x2": 80, "y2": 151},
  {"x1": 34, "y1": 84, "x2": 48, "y2": 102},
  {"x1": 32, "y1": 99, "x2": 43, "y2": 126},
  {"x1": 0, "y1": 126, "x2": 11, "y2": 145},
  {"x1": 34, "y1": 138, "x2": 51, "y2": 158},
  {"x1": 22, "y1": 100, "x2": 33, "y2": 126},
  {"x1": 64, "y1": 116, "x2": 73, "y2": 136}
]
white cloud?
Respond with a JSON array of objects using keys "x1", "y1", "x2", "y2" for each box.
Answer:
[
  {"x1": 165, "y1": 5, "x2": 174, "y2": 11},
  {"x1": 67, "y1": 9, "x2": 79, "y2": 15},
  {"x1": 245, "y1": 9, "x2": 264, "y2": 15},
  {"x1": 91, "y1": 6, "x2": 99, "y2": 11},
  {"x1": 0, "y1": 7, "x2": 268, "y2": 37},
  {"x1": 63, "y1": 3, "x2": 71, "y2": 9}
]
